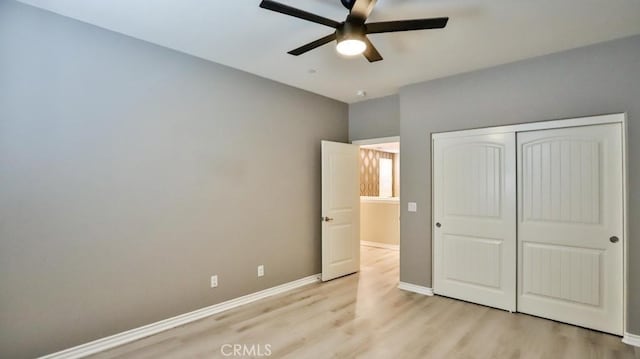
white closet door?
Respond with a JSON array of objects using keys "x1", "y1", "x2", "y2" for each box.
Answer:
[
  {"x1": 433, "y1": 133, "x2": 516, "y2": 311},
  {"x1": 517, "y1": 124, "x2": 623, "y2": 335}
]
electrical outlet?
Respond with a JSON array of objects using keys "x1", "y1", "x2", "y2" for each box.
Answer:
[
  {"x1": 210, "y1": 275, "x2": 218, "y2": 288},
  {"x1": 257, "y1": 265, "x2": 265, "y2": 277}
]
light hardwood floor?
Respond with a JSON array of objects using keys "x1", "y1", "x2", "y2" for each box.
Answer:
[{"x1": 92, "y1": 246, "x2": 638, "y2": 359}]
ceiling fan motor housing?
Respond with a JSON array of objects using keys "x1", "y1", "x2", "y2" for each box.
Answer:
[{"x1": 336, "y1": 20, "x2": 366, "y2": 43}]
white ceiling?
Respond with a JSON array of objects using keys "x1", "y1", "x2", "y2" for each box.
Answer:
[{"x1": 17, "y1": 0, "x2": 640, "y2": 103}]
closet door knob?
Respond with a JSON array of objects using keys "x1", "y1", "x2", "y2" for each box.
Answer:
[
  {"x1": 435, "y1": 222, "x2": 442, "y2": 228},
  {"x1": 610, "y1": 236, "x2": 619, "y2": 243}
]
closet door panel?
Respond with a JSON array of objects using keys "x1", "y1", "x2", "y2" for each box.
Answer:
[
  {"x1": 517, "y1": 124, "x2": 623, "y2": 335},
  {"x1": 433, "y1": 133, "x2": 516, "y2": 311}
]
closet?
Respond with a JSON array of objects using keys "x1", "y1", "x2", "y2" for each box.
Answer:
[{"x1": 432, "y1": 114, "x2": 625, "y2": 335}]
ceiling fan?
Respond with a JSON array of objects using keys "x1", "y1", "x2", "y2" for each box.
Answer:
[{"x1": 259, "y1": 0, "x2": 449, "y2": 62}]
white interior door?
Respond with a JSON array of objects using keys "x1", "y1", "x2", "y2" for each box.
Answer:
[
  {"x1": 321, "y1": 141, "x2": 360, "y2": 282},
  {"x1": 517, "y1": 124, "x2": 623, "y2": 335},
  {"x1": 433, "y1": 133, "x2": 517, "y2": 311}
]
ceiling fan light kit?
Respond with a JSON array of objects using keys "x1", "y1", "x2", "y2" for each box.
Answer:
[
  {"x1": 336, "y1": 39, "x2": 366, "y2": 56},
  {"x1": 336, "y1": 21, "x2": 367, "y2": 56},
  {"x1": 259, "y1": 0, "x2": 449, "y2": 63}
]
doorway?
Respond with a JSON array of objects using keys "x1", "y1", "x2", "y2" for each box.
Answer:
[
  {"x1": 352, "y1": 137, "x2": 400, "y2": 282},
  {"x1": 320, "y1": 136, "x2": 401, "y2": 282}
]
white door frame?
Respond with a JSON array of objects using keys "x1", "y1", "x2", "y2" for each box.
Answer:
[
  {"x1": 351, "y1": 136, "x2": 400, "y2": 147},
  {"x1": 431, "y1": 113, "x2": 628, "y2": 336}
]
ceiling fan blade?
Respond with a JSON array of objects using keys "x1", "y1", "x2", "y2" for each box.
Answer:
[
  {"x1": 288, "y1": 33, "x2": 337, "y2": 56},
  {"x1": 259, "y1": 0, "x2": 340, "y2": 28},
  {"x1": 362, "y1": 36, "x2": 383, "y2": 62},
  {"x1": 350, "y1": 0, "x2": 377, "y2": 21},
  {"x1": 366, "y1": 18, "x2": 449, "y2": 34}
]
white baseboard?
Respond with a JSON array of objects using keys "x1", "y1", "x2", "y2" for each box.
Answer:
[
  {"x1": 398, "y1": 281, "x2": 434, "y2": 296},
  {"x1": 622, "y1": 332, "x2": 640, "y2": 347},
  {"x1": 39, "y1": 274, "x2": 321, "y2": 359},
  {"x1": 361, "y1": 240, "x2": 399, "y2": 251}
]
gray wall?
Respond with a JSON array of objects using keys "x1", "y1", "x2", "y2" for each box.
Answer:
[
  {"x1": 0, "y1": 1, "x2": 348, "y2": 358},
  {"x1": 399, "y1": 34, "x2": 640, "y2": 334},
  {"x1": 348, "y1": 94, "x2": 399, "y2": 141}
]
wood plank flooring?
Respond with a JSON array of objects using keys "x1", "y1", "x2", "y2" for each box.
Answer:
[{"x1": 91, "y1": 246, "x2": 638, "y2": 359}]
